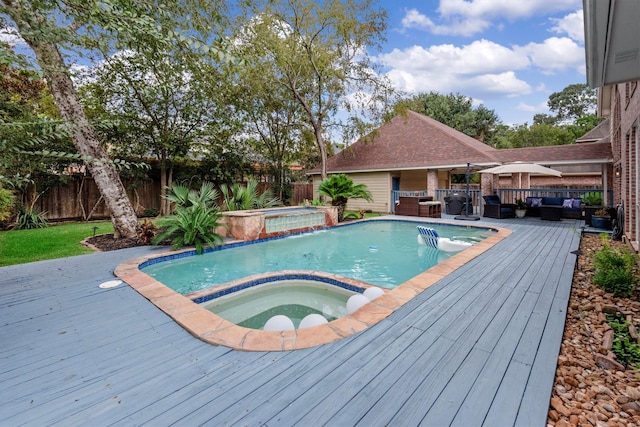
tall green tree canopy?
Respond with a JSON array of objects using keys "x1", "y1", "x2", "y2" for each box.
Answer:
[
  {"x1": 0, "y1": 63, "x2": 76, "y2": 200},
  {"x1": 0, "y1": 0, "x2": 228, "y2": 237},
  {"x1": 79, "y1": 48, "x2": 238, "y2": 215},
  {"x1": 547, "y1": 83, "x2": 597, "y2": 123},
  {"x1": 234, "y1": 0, "x2": 395, "y2": 180}
]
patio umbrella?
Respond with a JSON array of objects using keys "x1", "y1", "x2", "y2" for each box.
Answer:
[
  {"x1": 479, "y1": 162, "x2": 562, "y2": 188},
  {"x1": 479, "y1": 162, "x2": 562, "y2": 177}
]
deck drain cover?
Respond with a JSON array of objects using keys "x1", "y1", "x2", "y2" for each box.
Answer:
[{"x1": 99, "y1": 280, "x2": 123, "y2": 289}]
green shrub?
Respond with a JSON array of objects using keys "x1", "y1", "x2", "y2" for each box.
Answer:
[
  {"x1": 593, "y1": 242, "x2": 639, "y2": 297},
  {"x1": 0, "y1": 187, "x2": 17, "y2": 226},
  {"x1": 153, "y1": 182, "x2": 224, "y2": 254},
  {"x1": 220, "y1": 179, "x2": 280, "y2": 211},
  {"x1": 142, "y1": 207, "x2": 159, "y2": 217},
  {"x1": 581, "y1": 192, "x2": 603, "y2": 206},
  {"x1": 606, "y1": 313, "x2": 640, "y2": 369},
  {"x1": 13, "y1": 206, "x2": 48, "y2": 230}
]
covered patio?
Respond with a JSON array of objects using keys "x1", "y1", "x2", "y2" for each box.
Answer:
[{"x1": 1, "y1": 216, "x2": 581, "y2": 426}]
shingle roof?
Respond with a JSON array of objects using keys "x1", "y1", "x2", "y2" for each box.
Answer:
[
  {"x1": 310, "y1": 111, "x2": 501, "y2": 174},
  {"x1": 309, "y1": 111, "x2": 613, "y2": 175},
  {"x1": 495, "y1": 142, "x2": 612, "y2": 164},
  {"x1": 575, "y1": 118, "x2": 610, "y2": 143}
]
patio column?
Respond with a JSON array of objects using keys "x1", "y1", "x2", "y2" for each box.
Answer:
[
  {"x1": 427, "y1": 170, "x2": 438, "y2": 196},
  {"x1": 511, "y1": 172, "x2": 530, "y2": 189},
  {"x1": 480, "y1": 174, "x2": 493, "y2": 195}
]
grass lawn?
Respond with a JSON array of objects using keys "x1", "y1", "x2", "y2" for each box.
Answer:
[
  {"x1": 0, "y1": 221, "x2": 114, "y2": 267},
  {"x1": 0, "y1": 212, "x2": 381, "y2": 267}
]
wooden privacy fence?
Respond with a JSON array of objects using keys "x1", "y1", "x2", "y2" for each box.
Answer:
[
  {"x1": 30, "y1": 176, "x2": 161, "y2": 222},
  {"x1": 30, "y1": 177, "x2": 314, "y2": 222},
  {"x1": 291, "y1": 182, "x2": 313, "y2": 205}
]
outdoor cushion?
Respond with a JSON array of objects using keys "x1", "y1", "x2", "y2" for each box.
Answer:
[
  {"x1": 572, "y1": 199, "x2": 582, "y2": 209},
  {"x1": 542, "y1": 197, "x2": 563, "y2": 206},
  {"x1": 530, "y1": 198, "x2": 543, "y2": 207},
  {"x1": 562, "y1": 199, "x2": 573, "y2": 208},
  {"x1": 483, "y1": 195, "x2": 501, "y2": 205}
]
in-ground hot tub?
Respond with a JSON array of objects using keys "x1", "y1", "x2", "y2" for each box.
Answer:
[
  {"x1": 217, "y1": 206, "x2": 338, "y2": 241},
  {"x1": 192, "y1": 275, "x2": 371, "y2": 330}
]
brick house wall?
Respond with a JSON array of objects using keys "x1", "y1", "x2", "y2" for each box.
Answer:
[{"x1": 610, "y1": 81, "x2": 640, "y2": 250}]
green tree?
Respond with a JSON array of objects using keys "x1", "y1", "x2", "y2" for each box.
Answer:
[
  {"x1": 79, "y1": 50, "x2": 237, "y2": 215},
  {"x1": 548, "y1": 83, "x2": 597, "y2": 123},
  {"x1": 235, "y1": 0, "x2": 394, "y2": 180},
  {"x1": 508, "y1": 123, "x2": 576, "y2": 148},
  {"x1": 228, "y1": 58, "x2": 311, "y2": 202},
  {"x1": 1, "y1": 0, "x2": 228, "y2": 238},
  {"x1": 0, "y1": 64, "x2": 77, "y2": 209},
  {"x1": 318, "y1": 173, "x2": 372, "y2": 222}
]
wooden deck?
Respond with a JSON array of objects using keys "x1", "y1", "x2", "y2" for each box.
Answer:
[{"x1": 0, "y1": 217, "x2": 582, "y2": 426}]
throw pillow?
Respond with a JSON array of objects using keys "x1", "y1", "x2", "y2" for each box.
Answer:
[
  {"x1": 531, "y1": 198, "x2": 543, "y2": 207},
  {"x1": 572, "y1": 199, "x2": 581, "y2": 209},
  {"x1": 562, "y1": 199, "x2": 573, "y2": 208}
]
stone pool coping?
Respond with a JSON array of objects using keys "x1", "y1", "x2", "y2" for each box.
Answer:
[{"x1": 114, "y1": 220, "x2": 511, "y2": 352}]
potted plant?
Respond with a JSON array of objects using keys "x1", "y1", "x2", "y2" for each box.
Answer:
[
  {"x1": 591, "y1": 207, "x2": 611, "y2": 230},
  {"x1": 515, "y1": 198, "x2": 527, "y2": 218},
  {"x1": 581, "y1": 192, "x2": 604, "y2": 226}
]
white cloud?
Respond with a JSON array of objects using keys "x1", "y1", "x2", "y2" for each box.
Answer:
[
  {"x1": 401, "y1": 9, "x2": 490, "y2": 36},
  {"x1": 376, "y1": 40, "x2": 532, "y2": 98},
  {"x1": 550, "y1": 10, "x2": 584, "y2": 43},
  {"x1": 378, "y1": 40, "x2": 529, "y2": 77},
  {"x1": 437, "y1": 0, "x2": 581, "y2": 20},
  {"x1": 0, "y1": 26, "x2": 25, "y2": 47},
  {"x1": 516, "y1": 101, "x2": 549, "y2": 113},
  {"x1": 517, "y1": 37, "x2": 585, "y2": 75},
  {"x1": 402, "y1": 1, "x2": 581, "y2": 37},
  {"x1": 536, "y1": 83, "x2": 549, "y2": 92}
]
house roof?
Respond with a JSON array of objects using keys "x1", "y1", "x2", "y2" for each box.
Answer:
[
  {"x1": 308, "y1": 111, "x2": 613, "y2": 175},
  {"x1": 575, "y1": 118, "x2": 610, "y2": 143},
  {"x1": 310, "y1": 110, "x2": 502, "y2": 174},
  {"x1": 495, "y1": 142, "x2": 613, "y2": 165}
]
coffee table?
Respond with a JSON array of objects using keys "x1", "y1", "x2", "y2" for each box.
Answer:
[{"x1": 539, "y1": 205, "x2": 562, "y2": 221}]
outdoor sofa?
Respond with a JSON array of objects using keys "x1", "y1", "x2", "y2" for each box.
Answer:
[{"x1": 525, "y1": 196, "x2": 583, "y2": 219}]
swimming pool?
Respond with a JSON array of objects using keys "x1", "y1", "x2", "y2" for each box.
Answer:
[
  {"x1": 141, "y1": 220, "x2": 494, "y2": 294},
  {"x1": 115, "y1": 218, "x2": 510, "y2": 351}
]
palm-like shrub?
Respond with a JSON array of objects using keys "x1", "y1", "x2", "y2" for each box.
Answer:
[
  {"x1": 220, "y1": 179, "x2": 280, "y2": 211},
  {"x1": 318, "y1": 174, "x2": 373, "y2": 222},
  {"x1": 153, "y1": 182, "x2": 223, "y2": 254},
  {"x1": 14, "y1": 206, "x2": 48, "y2": 229}
]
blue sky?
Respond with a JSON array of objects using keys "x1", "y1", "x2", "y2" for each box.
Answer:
[
  {"x1": 374, "y1": 0, "x2": 586, "y2": 126},
  {"x1": 1, "y1": 0, "x2": 586, "y2": 128}
]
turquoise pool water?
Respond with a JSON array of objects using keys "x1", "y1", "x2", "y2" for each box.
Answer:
[{"x1": 141, "y1": 220, "x2": 494, "y2": 294}]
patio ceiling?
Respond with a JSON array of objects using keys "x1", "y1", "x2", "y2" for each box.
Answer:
[{"x1": 583, "y1": 0, "x2": 640, "y2": 87}]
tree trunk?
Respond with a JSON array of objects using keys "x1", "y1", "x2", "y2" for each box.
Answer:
[
  {"x1": 159, "y1": 149, "x2": 169, "y2": 215},
  {"x1": 314, "y1": 124, "x2": 328, "y2": 181},
  {"x1": 15, "y1": 29, "x2": 138, "y2": 238}
]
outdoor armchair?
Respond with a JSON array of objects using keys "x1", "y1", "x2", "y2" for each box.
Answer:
[{"x1": 482, "y1": 195, "x2": 516, "y2": 219}]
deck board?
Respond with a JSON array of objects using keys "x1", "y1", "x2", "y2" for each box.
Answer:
[{"x1": 0, "y1": 218, "x2": 582, "y2": 426}]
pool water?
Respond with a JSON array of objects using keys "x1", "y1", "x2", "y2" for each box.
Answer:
[
  {"x1": 142, "y1": 220, "x2": 494, "y2": 294},
  {"x1": 201, "y1": 280, "x2": 356, "y2": 329}
]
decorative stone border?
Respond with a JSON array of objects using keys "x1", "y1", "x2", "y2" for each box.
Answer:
[{"x1": 114, "y1": 220, "x2": 511, "y2": 351}]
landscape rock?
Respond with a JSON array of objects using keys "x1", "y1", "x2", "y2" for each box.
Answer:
[{"x1": 548, "y1": 234, "x2": 640, "y2": 426}]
